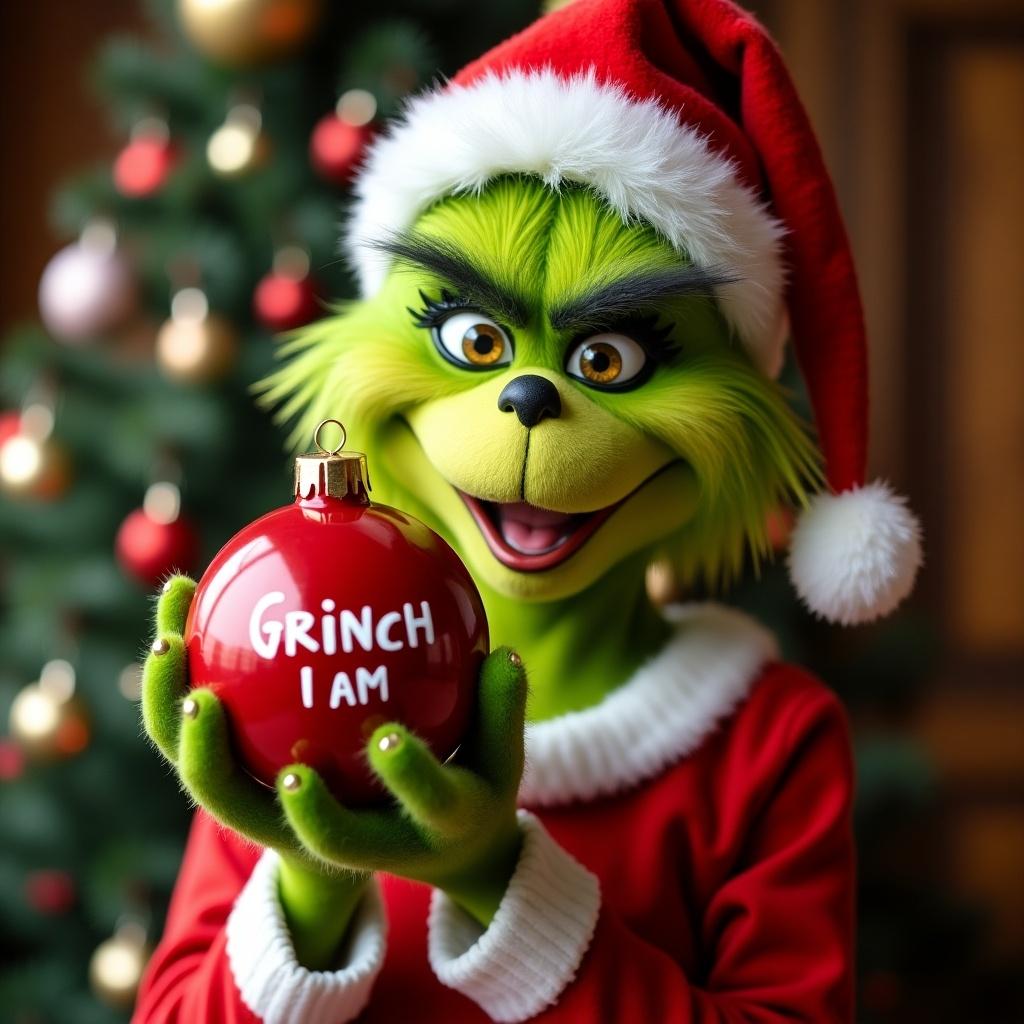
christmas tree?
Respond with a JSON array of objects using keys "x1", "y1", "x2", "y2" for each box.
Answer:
[
  {"x1": 0, "y1": 1, "x2": 533, "y2": 1019},
  {"x1": 0, "y1": 1, "x2": 1011, "y2": 1022}
]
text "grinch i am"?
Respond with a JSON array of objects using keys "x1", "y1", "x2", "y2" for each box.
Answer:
[{"x1": 248, "y1": 592, "x2": 435, "y2": 709}]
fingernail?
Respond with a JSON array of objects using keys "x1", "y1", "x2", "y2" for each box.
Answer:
[
  {"x1": 508, "y1": 650, "x2": 522, "y2": 668},
  {"x1": 282, "y1": 772, "x2": 302, "y2": 791},
  {"x1": 182, "y1": 697, "x2": 199, "y2": 719},
  {"x1": 152, "y1": 638, "x2": 170, "y2": 656},
  {"x1": 378, "y1": 731, "x2": 403, "y2": 753}
]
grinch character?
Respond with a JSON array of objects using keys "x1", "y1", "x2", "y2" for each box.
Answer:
[{"x1": 134, "y1": 1, "x2": 922, "y2": 1021}]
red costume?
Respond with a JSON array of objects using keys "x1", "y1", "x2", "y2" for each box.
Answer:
[{"x1": 136, "y1": 606, "x2": 854, "y2": 1023}]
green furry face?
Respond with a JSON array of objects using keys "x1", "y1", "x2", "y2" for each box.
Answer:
[{"x1": 262, "y1": 177, "x2": 819, "y2": 603}]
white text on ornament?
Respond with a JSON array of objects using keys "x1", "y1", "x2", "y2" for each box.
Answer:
[
  {"x1": 249, "y1": 592, "x2": 435, "y2": 660},
  {"x1": 299, "y1": 664, "x2": 388, "y2": 709}
]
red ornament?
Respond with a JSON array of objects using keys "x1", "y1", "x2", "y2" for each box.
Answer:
[
  {"x1": 25, "y1": 869, "x2": 76, "y2": 915},
  {"x1": 0, "y1": 411, "x2": 20, "y2": 446},
  {"x1": 254, "y1": 269, "x2": 320, "y2": 332},
  {"x1": 114, "y1": 134, "x2": 177, "y2": 198},
  {"x1": 0, "y1": 738, "x2": 25, "y2": 780},
  {"x1": 310, "y1": 114, "x2": 374, "y2": 185},
  {"x1": 765, "y1": 505, "x2": 795, "y2": 551},
  {"x1": 185, "y1": 425, "x2": 488, "y2": 806},
  {"x1": 116, "y1": 484, "x2": 199, "y2": 587}
]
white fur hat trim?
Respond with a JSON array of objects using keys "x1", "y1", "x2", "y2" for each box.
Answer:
[{"x1": 346, "y1": 68, "x2": 787, "y2": 377}]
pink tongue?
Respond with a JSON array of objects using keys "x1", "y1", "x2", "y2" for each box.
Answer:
[{"x1": 497, "y1": 502, "x2": 573, "y2": 553}]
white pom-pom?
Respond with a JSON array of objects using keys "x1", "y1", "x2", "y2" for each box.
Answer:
[{"x1": 788, "y1": 481, "x2": 922, "y2": 626}]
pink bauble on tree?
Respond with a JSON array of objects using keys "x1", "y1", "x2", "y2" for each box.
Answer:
[
  {"x1": 184, "y1": 420, "x2": 488, "y2": 806},
  {"x1": 38, "y1": 223, "x2": 136, "y2": 343}
]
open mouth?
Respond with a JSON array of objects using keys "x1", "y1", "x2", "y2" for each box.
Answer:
[
  {"x1": 456, "y1": 461, "x2": 680, "y2": 573},
  {"x1": 457, "y1": 494, "x2": 617, "y2": 571}
]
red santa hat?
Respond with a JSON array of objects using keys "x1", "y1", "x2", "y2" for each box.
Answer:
[{"x1": 345, "y1": 0, "x2": 922, "y2": 626}]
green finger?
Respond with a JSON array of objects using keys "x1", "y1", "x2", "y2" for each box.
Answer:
[
  {"x1": 156, "y1": 575, "x2": 196, "y2": 637},
  {"x1": 178, "y1": 688, "x2": 291, "y2": 852},
  {"x1": 466, "y1": 648, "x2": 528, "y2": 793},
  {"x1": 141, "y1": 634, "x2": 188, "y2": 764},
  {"x1": 368, "y1": 724, "x2": 479, "y2": 837},
  {"x1": 276, "y1": 764, "x2": 419, "y2": 872}
]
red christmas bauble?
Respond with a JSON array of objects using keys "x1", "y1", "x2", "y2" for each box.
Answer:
[
  {"x1": 113, "y1": 137, "x2": 177, "y2": 198},
  {"x1": 0, "y1": 738, "x2": 25, "y2": 781},
  {"x1": 765, "y1": 505, "x2": 795, "y2": 551},
  {"x1": 253, "y1": 271, "x2": 320, "y2": 332},
  {"x1": 0, "y1": 411, "x2": 21, "y2": 446},
  {"x1": 310, "y1": 114, "x2": 374, "y2": 184},
  {"x1": 184, "y1": 441, "x2": 488, "y2": 806},
  {"x1": 25, "y1": 869, "x2": 76, "y2": 915},
  {"x1": 116, "y1": 507, "x2": 199, "y2": 587}
]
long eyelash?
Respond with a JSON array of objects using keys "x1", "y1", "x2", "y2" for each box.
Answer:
[
  {"x1": 612, "y1": 313, "x2": 681, "y2": 364},
  {"x1": 407, "y1": 289, "x2": 473, "y2": 329}
]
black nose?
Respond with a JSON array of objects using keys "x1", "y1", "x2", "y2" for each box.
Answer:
[{"x1": 497, "y1": 374, "x2": 562, "y2": 427}]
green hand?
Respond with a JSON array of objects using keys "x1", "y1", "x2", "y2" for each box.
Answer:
[
  {"x1": 142, "y1": 575, "x2": 367, "y2": 969},
  {"x1": 143, "y1": 574, "x2": 528, "y2": 957},
  {"x1": 277, "y1": 646, "x2": 527, "y2": 924}
]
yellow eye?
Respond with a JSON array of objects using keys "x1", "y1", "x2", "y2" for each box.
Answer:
[
  {"x1": 435, "y1": 312, "x2": 513, "y2": 370},
  {"x1": 566, "y1": 333, "x2": 648, "y2": 389}
]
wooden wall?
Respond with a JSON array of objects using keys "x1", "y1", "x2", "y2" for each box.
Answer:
[
  {"x1": 0, "y1": 2, "x2": 146, "y2": 337},
  {"x1": 755, "y1": 0, "x2": 1024, "y2": 963}
]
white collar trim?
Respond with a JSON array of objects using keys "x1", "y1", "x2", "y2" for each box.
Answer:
[{"x1": 520, "y1": 603, "x2": 779, "y2": 807}]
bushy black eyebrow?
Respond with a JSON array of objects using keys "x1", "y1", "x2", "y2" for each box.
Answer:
[
  {"x1": 371, "y1": 232, "x2": 531, "y2": 327},
  {"x1": 548, "y1": 265, "x2": 737, "y2": 332}
]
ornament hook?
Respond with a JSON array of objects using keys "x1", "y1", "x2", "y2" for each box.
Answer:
[{"x1": 313, "y1": 418, "x2": 347, "y2": 456}]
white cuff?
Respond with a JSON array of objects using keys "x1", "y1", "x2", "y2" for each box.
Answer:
[
  {"x1": 225, "y1": 850, "x2": 386, "y2": 1024},
  {"x1": 428, "y1": 811, "x2": 600, "y2": 1022}
]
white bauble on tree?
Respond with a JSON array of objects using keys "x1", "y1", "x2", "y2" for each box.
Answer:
[
  {"x1": 38, "y1": 222, "x2": 135, "y2": 344},
  {"x1": 89, "y1": 920, "x2": 150, "y2": 1009}
]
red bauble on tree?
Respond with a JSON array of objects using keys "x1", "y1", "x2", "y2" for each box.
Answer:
[
  {"x1": 117, "y1": 482, "x2": 199, "y2": 587},
  {"x1": 253, "y1": 247, "x2": 321, "y2": 332},
  {"x1": 184, "y1": 420, "x2": 488, "y2": 806},
  {"x1": 25, "y1": 870, "x2": 77, "y2": 916},
  {"x1": 114, "y1": 119, "x2": 177, "y2": 198},
  {"x1": 310, "y1": 90, "x2": 377, "y2": 185},
  {"x1": 0, "y1": 411, "x2": 20, "y2": 447}
]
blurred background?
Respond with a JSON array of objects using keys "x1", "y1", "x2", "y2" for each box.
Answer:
[{"x1": 0, "y1": 0, "x2": 1021, "y2": 1021}]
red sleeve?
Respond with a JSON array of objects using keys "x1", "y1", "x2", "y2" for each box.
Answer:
[
  {"x1": 542, "y1": 686, "x2": 855, "y2": 1022},
  {"x1": 132, "y1": 812, "x2": 262, "y2": 1024}
]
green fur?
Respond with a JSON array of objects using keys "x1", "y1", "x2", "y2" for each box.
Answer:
[
  {"x1": 260, "y1": 177, "x2": 819, "y2": 595},
  {"x1": 144, "y1": 177, "x2": 823, "y2": 969},
  {"x1": 259, "y1": 177, "x2": 818, "y2": 712},
  {"x1": 143, "y1": 575, "x2": 525, "y2": 965}
]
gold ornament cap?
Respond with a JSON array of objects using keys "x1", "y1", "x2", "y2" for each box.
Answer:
[{"x1": 294, "y1": 419, "x2": 371, "y2": 503}]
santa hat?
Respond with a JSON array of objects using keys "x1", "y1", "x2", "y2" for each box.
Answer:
[{"x1": 345, "y1": 0, "x2": 922, "y2": 626}]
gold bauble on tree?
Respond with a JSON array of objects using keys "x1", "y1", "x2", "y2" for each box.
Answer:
[
  {"x1": 89, "y1": 920, "x2": 150, "y2": 1010},
  {"x1": 646, "y1": 557, "x2": 683, "y2": 607},
  {"x1": 207, "y1": 103, "x2": 270, "y2": 178},
  {"x1": 156, "y1": 288, "x2": 238, "y2": 385},
  {"x1": 178, "y1": 0, "x2": 322, "y2": 67},
  {"x1": 8, "y1": 660, "x2": 91, "y2": 760},
  {"x1": 0, "y1": 404, "x2": 71, "y2": 501}
]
